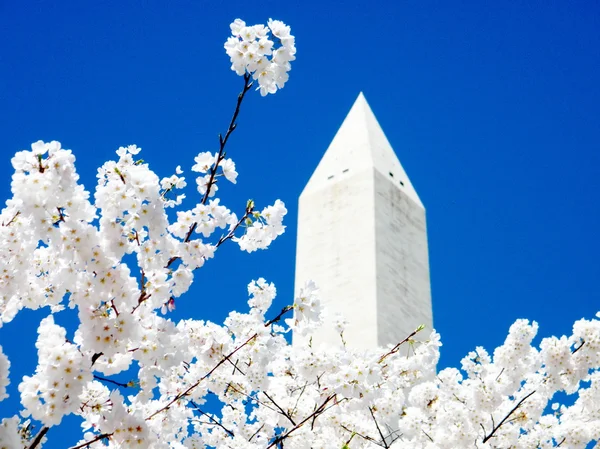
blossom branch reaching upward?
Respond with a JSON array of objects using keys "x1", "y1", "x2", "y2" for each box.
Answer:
[
  {"x1": 215, "y1": 200, "x2": 254, "y2": 248},
  {"x1": 378, "y1": 324, "x2": 425, "y2": 364},
  {"x1": 184, "y1": 73, "x2": 253, "y2": 244}
]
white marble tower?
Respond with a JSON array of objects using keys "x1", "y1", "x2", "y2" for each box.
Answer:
[{"x1": 295, "y1": 93, "x2": 432, "y2": 351}]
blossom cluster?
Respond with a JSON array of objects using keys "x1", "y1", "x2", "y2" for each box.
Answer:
[{"x1": 225, "y1": 19, "x2": 296, "y2": 95}]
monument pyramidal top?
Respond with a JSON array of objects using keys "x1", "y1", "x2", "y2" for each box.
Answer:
[
  {"x1": 295, "y1": 93, "x2": 432, "y2": 351},
  {"x1": 301, "y1": 92, "x2": 422, "y2": 208}
]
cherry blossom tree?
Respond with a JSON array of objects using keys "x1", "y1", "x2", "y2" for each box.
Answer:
[{"x1": 1, "y1": 18, "x2": 599, "y2": 449}]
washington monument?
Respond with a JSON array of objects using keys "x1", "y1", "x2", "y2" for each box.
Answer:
[{"x1": 295, "y1": 93, "x2": 433, "y2": 350}]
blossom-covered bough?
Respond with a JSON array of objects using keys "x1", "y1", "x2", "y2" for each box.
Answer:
[{"x1": 0, "y1": 18, "x2": 599, "y2": 449}]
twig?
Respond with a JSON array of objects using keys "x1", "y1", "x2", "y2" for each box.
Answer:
[
  {"x1": 165, "y1": 73, "x2": 254, "y2": 270},
  {"x1": 369, "y1": 407, "x2": 389, "y2": 448},
  {"x1": 266, "y1": 395, "x2": 337, "y2": 449},
  {"x1": 224, "y1": 383, "x2": 278, "y2": 413},
  {"x1": 341, "y1": 425, "x2": 381, "y2": 446},
  {"x1": 27, "y1": 426, "x2": 49, "y2": 449},
  {"x1": 69, "y1": 433, "x2": 113, "y2": 449},
  {"x1": 228, "y1": 358, "x2": 245, "y2": 375},
  {"x1": 482, "y1": 390, "x2": 536, "y2": 443},
  {"x1": 2, "y1": 210, "x2": 20, "y2": 227},
  {"x1": 190, "y1": 400, "x2": 234, "y2": 437},
  {"x1": 378, "y1": 326, "x2": 424, "y2": 364},
  {"x1": 291, "y1": 382, "x2": 308, "y2": 417},
  {"x1": 422, "y1": 430, "x2": 434, "y2": 443},
  {"x1": 572, "y1": 340, "x2": 585, "y2": 354},
  {"x1": 146, "y1": 333, "x2": 258, "y2": 420},
  {"x1": 183, "y1": 73, "x2": 253, "y2": 245},
  {"x1": 265, "y1": 305, "x2": 293, "y2": 327},
  {"x1": 215, "y1": 204, "x2": 253, "y2": 248},
  {"x1": 264, "y1": 391, "x2": 297, "y2": 425},
  {"x1": 131, "y1": 268, "x2": 151, "y2": 313},
  {"x1": 94, "y1": 374, "x2": 131, "y2": 389},
  {"x1": 199, "y1": 73, "x2": 253, "y2": 207},
  {"x1": 249, "y1": 424, "x2": 265, "y2": 442}
]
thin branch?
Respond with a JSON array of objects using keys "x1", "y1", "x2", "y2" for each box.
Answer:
[
  {"x1": 146, "y1": 332, "x2": 258, "y2": 420},
  {"x1": 215, "y1": 204, "x2": 253, "y2": 248},
  {"x1": 291, "y1": 382, "x2": 308, "y2": 417},
  {"x1": 94, "y1": 374, "x2": 131, "y2": 389},
  {"x1": 495, "y1": 367, "x2": 505, "y2": 382},
  {"x1": 311, "y1": 396, "x2": 345, "y2": 430},
  {"x1": 229, "y1": 358, "x2": 245, "y2": 375},
  {"x1": 199, "y1": 73, "x2": 253, "y2": 207},
  {"x1": 27, "y1": 426, "x2": 49, "y2": 449},
  {"x1": 182, "y1": 73, "x2": 253, "y2": 245},
  {"x1": 422, "y1": 430, "x2": 434, "y2": 443},
  {"x1": 266, "y1": 394, "x2": 337, "y2": 449},
  {"x1": 165, "y1": 73, "x2": 254, "y2": 270},
  {"x1": 482, "y1": 390, "x2": 536, "y2": 443},
  {"x1": 341, "y1": 425, "x2": 381, "y2": 446},
  {"x1": 264, "y1": 391, "x2": 297, "y2": 425},
  {"x1": 249, "y1": 424, "x2": 265, "y2": 442},
  {"x1": 69, "y1": 433, "x2": 113, "y2": 449},
  {"x1": 265, "y1": 305, "x2": 293, "y2": 327},
  {"x1": 378, "y1": 326, "x2": 424, "y2": 364},
  {"x1": 572, "y1": 340, "x2": 585, "y2": 354},
  {"x1": 369, "y1": 407, "x2": 389, "y2": 448},
  {"x1": 2, "y1": 210, "x2": 20, "y2": 226},
  {"x1": 224, "y1": 383, "x2": 279, "y2": 413},
  {"x1": 190, "y1": 400, "x2": 234, "y2": 437}
]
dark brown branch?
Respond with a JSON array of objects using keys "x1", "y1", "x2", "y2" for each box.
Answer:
[
  {"x1": 91, "y1": 352, "x2": 103, "y2": 366},
  {"x1": 114, "y1": 167, "x2": 126, "y2": 184},
  {"x1": 311, "y1": 397, "x2": 343, "y2": 429},
  {"x1": 190, "y1": 400, "x2": 235, "y2": 437},
  {"x1": 249, "y1": 424, "x2": 265, "y2": 442},
  {"x1": 146, "y1": 333, "x2": 258, "y2": 420},
  {"x1": 228, "y1": 358, "x2": 245, "y2": 375},
  {"x1": 369, "y1": 407, "x2": 389, "y2": 448},
  {"x1": 378, "y1": 326, "x2": 424, "y2": 364},
  {"x1": 69, "y1": 433, "x2": 113, "y2": 449},
  {"x1": 264, "y1": 391, "x2": 297, "y2": 425},
  {"x1": 482, "y1": 390, "x2": 536, "y2": 443},
  {"x1": 224, "y1": 383, "x2": 279, "y2": 413},
  {"x1": 55, "y1": 207, "x2": 66, "y2": 224},
  {"x1": 132, "y1": 269, "x2": 151, "y2": 313},
  {"x1": 266, "y1": 395, "x2": 337, "y2": 449},
  {"x1": 183, "y1": 73, "x2": 253, "y2": 245},
  {"x1": 495, "y1": 367, "x2": 505, "y2": 382},
  {"x1": 3, "y1": 210, "x2": 21, "y2": 227},
  {"x1": 572, "y1": 340, "x2": 585, "y2": 354},
  {"x1": 94, "y1": 374, "x2": 131, "y2": 388},
  {"x1": 265, "y1": 305, "x2": 293, "y2": 327},
  {"x1": 199, "y1": 73, "x2": 253, "y2": 207},
  {"x1": 291, "y1": 382, "x2": 308, "y2": 417},
  {"x1": 27, "y1": 426, "x2": 49, "y2": 449},
  {"x1": 422, "y1": 430, "x2": 434, "y2": 443},
  {"x1": 215, "y1": 204, "x2": 254, "y2": 248},
  {"x1": 340, "y1": 425, "x2": 382, "y2": 446},
  {"x1": 165, "y1": 74, "x2": 254, "y2": 271}
]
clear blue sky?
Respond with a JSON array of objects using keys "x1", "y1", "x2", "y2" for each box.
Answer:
[{"x1": 1, "y1": 1, "x2": 599, "y2": 446}]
